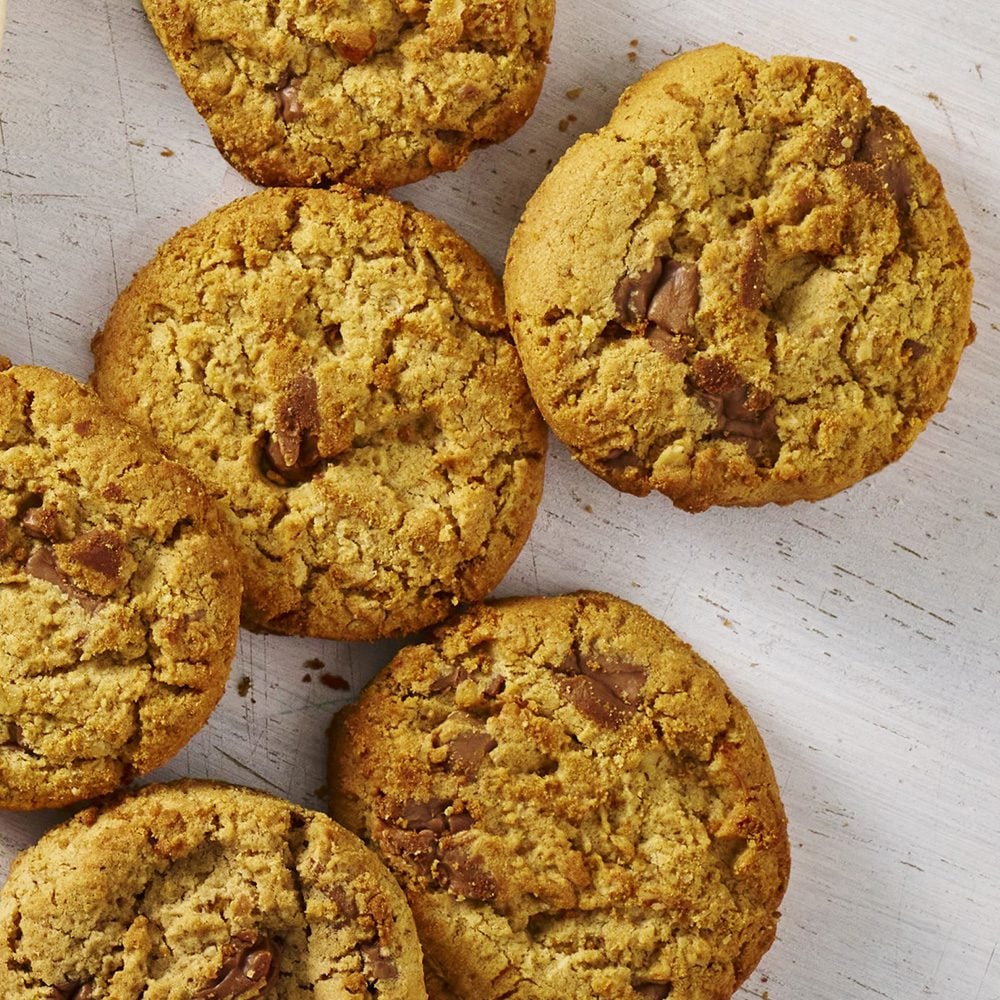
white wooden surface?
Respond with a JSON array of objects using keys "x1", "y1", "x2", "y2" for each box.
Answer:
[{"x1": 2, "y1": 2, "x2": 999, "y2": 997}]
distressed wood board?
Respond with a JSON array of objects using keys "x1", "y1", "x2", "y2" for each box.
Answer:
[{"x1": 1, "y1": 1, "x2": 999, "y2": 997}]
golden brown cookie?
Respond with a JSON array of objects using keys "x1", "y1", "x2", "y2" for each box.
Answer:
[
  {"x1": 142, "y1": 0, "x2": 556, "y2": 189},
  {"x1": 328, "y1": 592, "x2": 790, "y2": 1000},
  {"x1": 0, "y1": 365, "x2": 241, "y2": 810},
  {"x1": 0, "y1": 780, "x2": 428, "y2": 998},
  {"x1": 92, "y1": 187, "x2": 547, "y2": 641},
  {"x1": 505, "y1": 44, "x2": 975, "y2": 511}
]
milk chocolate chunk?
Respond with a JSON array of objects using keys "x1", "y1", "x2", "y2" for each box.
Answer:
[
  {"x1": 53, "y1": 982, "x2": 94, "y2": 1000},
  {"x1": 557, "y1": 650, "x2": 647, "y2": 728},
  {"x1": 24, "y1": 546, "x2": 103, "y2": 613},
  {"x1": 613, "y1": 259, "x2": 700, "y2": 337},
  {"x1": 440, "y1": 845, "x2": 497, "y2": 901},
  {"x1": 634, "y1": 983, "x2": 673, "y2": 999},
  {"x1": 647, "y1": 261, "x2": 700, "y2": 334},
  {"x1": 193, "y1": 931, "x2": 279, "y2": 999},
  {"x1": 858, "y1": 111, "x2": 914, "y2": 215},
  {"x1": 696, "y1": 382, "x2": 780, "y2": 465},
  {"x1": 446, "y1": 731, "x2": 498, "y2": 775},
  {"x1": 903, "y1": 338, "x2": 929, "y2": 360},
  {"x1": 21, "y1": 505, "x2": 63, "y2": 542},
  {"x1": 361, "y1": 943, "x2": 399, "y2": 981},
  {"x1": 275, "y1": 70, "x2": 304, "y2": 123}
]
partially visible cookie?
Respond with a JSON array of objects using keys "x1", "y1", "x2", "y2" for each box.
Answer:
[
  {"x1": 505, "y1": 44, "x2": 975, "y2": 511},
  {"x1": 328, "y1": 592, "x2": 790, "y2": 1000},
  {"x1": 0, "y1": 780, "x2": 428, "y2": 998},
  {"x1": 0, "y1": 365, "x2": 241, "y2": 810},
  {"x1": 92, "y1": 186, "x2": 546, "y2": 641},
  {"x1": 142, "y1": 0, "x2": 555, "y2": 189}
]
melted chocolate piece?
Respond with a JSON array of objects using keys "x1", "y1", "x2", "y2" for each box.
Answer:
[
  {"x1": 24, "y1": 547, "x2": 103, "y2": 613},
  {"x1": 697, "y1": 383, "x2": 780, "y2": 464},
  {"x1": 857, "y1": 112, "x2": 914, "y2": 216},
  {"x1": 633, "y1": 982, "x2": 673, "y2": 998},
  {"x1": 259, "y1": 373, "x2": 322, "y2": 485},
  {"x1": 738, "y1": 225, "x2": 767, "y2": 310},
  {"x1": 446, "y1": 731, "x2": 498, "y2": 775},
  {"x1": 556, "y1": 650, "x2": 647, "y2": 729},
  {"x1": 21, "y1": 506, "x2": 63, "y2": 542},
  {"x1": 361, "y1": 943, "x2": 399, "y2": 982},
  {"x1": 193, "y1": 932, "x2": 280, "y2": 1000},
  {"x1": 611, "y1": 258, "x2": 700, "y2": 344}
]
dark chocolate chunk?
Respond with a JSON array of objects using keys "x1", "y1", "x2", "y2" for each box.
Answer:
[
  {"x1": 902, "y1": 338, "x2": 929, "y2": 360},
  {"x1": 193, "y1": 931, "x2": 280, "y2": 999}
]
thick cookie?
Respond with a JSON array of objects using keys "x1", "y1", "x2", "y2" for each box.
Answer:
[
  {"x1": 328, "y1": 592, "x2": 790, "y2": 1000},
  {"x1": 0, "y1": 365, "x2": 241, "y2": 810},
  {"x1": 0, "y1": 780, "x2": 428, "y2": 998},
  {"x1": 505, "y1": 44, "x2": 975, "y2": 511},
  {"x1": 142, "y1": 0, "x2": 555, "y2": 189},
  {"x1": 92, "y1": 187, "x2": 547, "y2": 641}
]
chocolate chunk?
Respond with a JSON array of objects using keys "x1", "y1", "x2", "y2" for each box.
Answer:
[
  {"x1": 902, "y1": 338, "x2": 929, "y2": 360},
  {"x1": 647, "y1": 261, "x2": 700, "y2": 335},
  {"x1": 24, "y1": 547, "x2": 103, "y2": 613},
  {"x1": 737, "y1": 225, "x2": 767, "y2": 310},
  {"x1": 614, "y1": 259, "x2": 663, "y2": 324},
  {"x1": 397, "y1": 798, "x2": 450, "y2": 834},
  {"x1": 1, "y1": 722, "x2": 25, "y2": 749},
  {"x1": 361, "y1": 943, "x2": 399, "y2": 982},
  {"x1": 613, "y1": 258, "x2": 700, "y2": 338},
  {"x1": 324, "y1": 884, "x2": 359, "y2": 922},
  {"x1": 334, "y1": 28, "x2": 377, "y2": 65},
  {"x1": 857, "y1": 112, "x2": 914, "y2": 216},
  {"x1": 694, "y1": 381, "x2": 780, "y2": 465},
  {"x1": 65, "y1": 530, "x2": 125, "y2": 580},
  {"x1": 483, "y1": 675, "x2": 506, "y2": 698},
  {"x1": 53, "y1": 982, "x2": 95, "y2": 1000},
  {"x1": 21, "y1": 506, "x2": 63, "y2": 542},
  {"x1": 556, "y1": 650, "x2": 647, "y2": 729},
  {"x1": 446, "y1": 731, "x2": 497, "y2": 775},
  {"x1": 429, "y1": 667, "x2": 467, "y2": 693},
  {"x1": 601, "y1": 448, "x2": 643, "y2": 472},
  {"x1": 646, "y1": 325, "x2": 687, "y2": 361},
  {"x1": 446, "y1": 812, "x2": 474, "y2": 834},
  {"x1": 439, "y1": 845, "x2": 497, "y2": 901},
  {"x1": 259, "y1": 373, "x2": 322, "y2": 486},
  {"x1": 275, "y1": 70, "x2": 305, "y2": 123},
  {"x1": 193, "y1": 932, "x2": 280, "y2": 1000},
  {"x1": 633, "y1": 983, "x2": 673, "y2": 999}
]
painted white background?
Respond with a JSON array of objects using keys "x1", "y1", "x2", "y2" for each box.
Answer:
[{"x1": 1, "y1": 2, "x2": 998, "y2": 997}]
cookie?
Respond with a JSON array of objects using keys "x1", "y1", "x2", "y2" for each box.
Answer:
[
  {"x1": 92, "y1": 186, "x2": 547, "y2": 641},
  {"x1": 0, "y1": 779, "x2": 428, "y2": 998},
  {"x1": 504, "y1": 44, "x2": 975, "y2": 511},
  {"x1": 328, "y1": 592, "x2": 790, "y2": 1000},
  {"x1": 0, "y1": 364, "x2": 241, "y2": 810},
  {"x1": 142, "y1": 0, "x2": 555, "y2": 189}
]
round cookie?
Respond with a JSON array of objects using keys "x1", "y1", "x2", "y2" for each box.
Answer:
[
  {"x1": 328, "y1": 592, "x2": 790, "y2": 1000},
  {"x1": 92, "y1": 186, "x2": 547, "y2": 641},
  {"x1": 0, "y1": 364, "x2": 241, "y2": 810},
  {"x1": 0, "y1": 780, "x2": 428, "y2": 999},
  {"x1": 142, "y1": 0, "x2": 555, "y2": 189},
  {"x1": 504, "y1": 44, "x2": 975, "y2": 511}
]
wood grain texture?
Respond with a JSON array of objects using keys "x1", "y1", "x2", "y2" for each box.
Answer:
[{"x1": 1, "y1": 2, "x2": 998, "y2": 998}]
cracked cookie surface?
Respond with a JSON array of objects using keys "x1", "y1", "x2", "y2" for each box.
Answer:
[
  {"x1": 328, "y1": 592, "x2": 790, "y2": 1000},
  {"x1": 504, "y1": 44, "x2": 975, "y2": 511},
  {"x1": 142, "y1": 0, "x2": 555, "y2": 189},
  {"x1": 92, "y1": 187, "x2": 546, "y2": 641},
  {"x1": 0, "y1": 365, "x2": 241, "y2": 810},
  {"x1": 0, "y1": 780, "x2": 427, "y2": 999}
]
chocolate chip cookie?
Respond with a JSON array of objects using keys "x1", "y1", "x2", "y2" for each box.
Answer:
[
  {"x1": 0, "y1": 780, "x2": 427, "y2": 998},
  {"x1": 504, "y1": 44, "x2": 975, "y2": 510},
  {"x1": 91, "y1": 187, "x2": 546, "y2": 641},
  {"x1": 0, "y1": 364, "x2": 241, "y2": 810},
  {"x1": 142, "y1": 0, "x2": 555, "y2": 189},
  {"x1": 328, "y1": 592, "x2": 790, "y2": 1000}
]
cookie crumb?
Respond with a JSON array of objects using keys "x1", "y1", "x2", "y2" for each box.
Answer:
[
  {"x1": 628, "y1": 51, "x2": 638, "y2": 62},
  {"x1": 237, "y1": 676, "x2": 251, "y2": 697},
  {"x1": 304, "y1": 658, "x2": 325, "y2": 671},
  {"x1": 160, "y1": 149, "x2": 175, "y2": 158},
  {"x1": 630, "y1": 38, "x2": 639, "y2": 47},
  {"x1": 302, "y1": 673, "x2": 313, "y2": 683},
  {"x1": 565, "y1": 87, "x2": 583, "y2": 100},
  {"x1": 320, "y1": 673, "x2": 350, "y2": 691}
]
